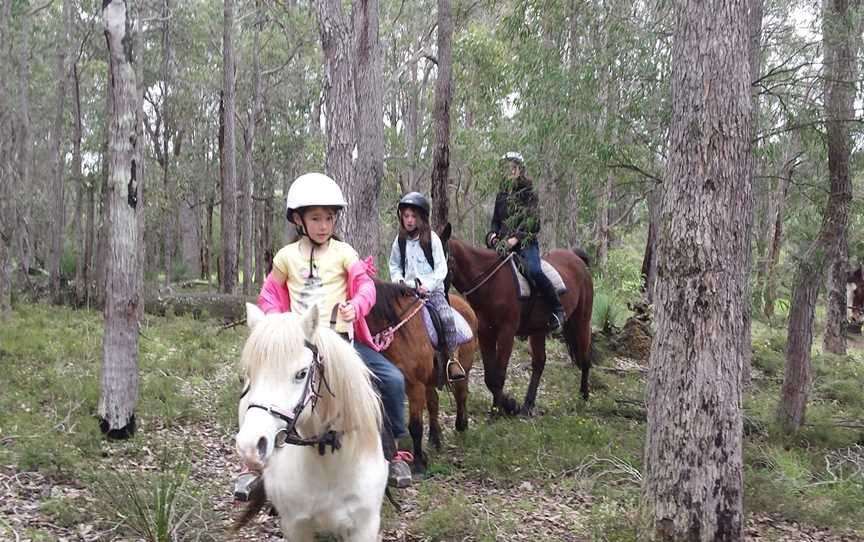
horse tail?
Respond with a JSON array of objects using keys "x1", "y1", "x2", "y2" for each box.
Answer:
[
  {"x1": 232, "y1": 485, "x2": 269, "y2": 531},
  {"x1": 571, "y1": 246, "x2": 591, "y2": 267}
]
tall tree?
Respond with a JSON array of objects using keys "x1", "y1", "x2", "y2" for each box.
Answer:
[
  {"x1": 0, "y1": 0, "x2": 13, "y2": 319},
  {"x1": 240, "y1": 5, "x2": 263, "y2": 294},
  {"x1": 821, "y1": 0, "x2": 860, "y2": 355},
  {"x1": 642, "y1": 0, "x2": 752, "y2": 538},
  {"x1": 49, "y1": 0, "x2": 72, "y2": 303},
  {"x1": 220, "y1": 0, "x2": 238, "y2": 293},
  {"x1": 314, "y1": 0, "x2": 358, "y2": 246},
  {"x1": 778, "y1": 0, "x2": 860, "y2": 428},
  {"x1": 352, "y1": 0, "x2": 384, "y2": 257},
  {"x1": 429, "y1": 0, "x2": 453, "y2": 229},
  {"x1": 99, "y1": 0, "x2": 143, "y2": 437}
]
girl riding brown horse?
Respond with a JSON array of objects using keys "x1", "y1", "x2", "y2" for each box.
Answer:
[
  {"x1": 366, "y1": 280, "x2": 478, "y2": 474},
  {"x1": 441, "y1": 224, "x2": 593, "y2": 415}
]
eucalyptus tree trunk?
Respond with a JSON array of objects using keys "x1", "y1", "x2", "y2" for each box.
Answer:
[
  {"x1": 821, "y1": 0, "x2": 860, "y2": 355},
  {"x1": 49, "y1": 0, "x2": 72, "y2": 303},
  {"x1": 220, "y1": 0, "x2": 238, "y2": 294},
  {"x1": 95, "y1": 46, "x2": 113, "y2": 308},
  {"x1": 160, "y1": 0, "x2": 176, "y2": 287},
  {"x1": 352, "y1": 0, "x2": 384, "y2": 258},
  {"x1": 240, "y1": 7, "x2": 262, "y2": 294},
  {"x1": 429, "y1": 0, "x2": 453, "y2": 230},
  {"x1": 314, "y1": 0, "x2": 358, "y2": 241},
  {"x1": 641, "y1": 183, "x2": 661, "y2": 302},
  {"x1": 778, "y1": 0, "x2": 860, "y2": 428},
  {"x1": 99, "y1": 0, "x2": 143, "y2": 437},
  {"x1": 71, "y1": 64, "x2": 85, "y2": 304},
  {"x1": 762, "y1": 142, "x2": 798, "y2": 319},
  {"x1": 0, "y1": 0, "x2": 12, "y2": 318},
  {"x1": 642, "y1": 0, "x2": 752, "y2": 537},
  {"x1": 14, "y1": 7, "x2": 32, "y2": 280}
]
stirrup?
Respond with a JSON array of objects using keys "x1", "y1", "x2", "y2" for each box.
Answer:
[{"x1": 446, "y1": 358, "x2": 466, "y2": 383}]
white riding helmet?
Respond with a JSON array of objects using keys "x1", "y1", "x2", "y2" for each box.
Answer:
[
  {"x1": 285, "y1": 172, "x2": 348, "y2": 216},
  {"x1": 502, "y1": 151, "x2": 524, "y2": 165}
]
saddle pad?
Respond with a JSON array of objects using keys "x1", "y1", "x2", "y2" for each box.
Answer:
[
  {"x1": 421, "y1": 306, "x2": 474, "y2": 348},
  {"x1": 510, "y1": 258, "x2": 568, "y2": 300}
]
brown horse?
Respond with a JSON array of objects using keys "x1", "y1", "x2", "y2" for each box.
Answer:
[
  {"x1": 440, "y1": 224, "x2": 593, "y2": 415},
  {"x1": 365, "y1": 280, "x2": 478, "y2": 474}
]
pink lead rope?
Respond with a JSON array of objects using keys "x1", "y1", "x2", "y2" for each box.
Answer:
[{"x1": 371, "y1": 297, "x2": 427, "y2": 351}]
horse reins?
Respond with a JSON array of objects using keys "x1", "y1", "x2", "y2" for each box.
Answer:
[
  {"x1": 461, "y1": 252, "x2": 514, "y2": 297},
  {"x1": 371, "y1": 295, "x2": 427, "y2": 351}
]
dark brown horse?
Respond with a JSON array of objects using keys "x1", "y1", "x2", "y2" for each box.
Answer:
[
  {"x1": 365, "y1": 280, "x2": 478, "y2": 474},
  {"x1": 440, "y1": 224, "x2": 593, "y2": 415}
]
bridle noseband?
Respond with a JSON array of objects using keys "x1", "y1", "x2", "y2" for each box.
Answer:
[{"x1": 242, "y1": 339, "x2": 342, "y2": 455}]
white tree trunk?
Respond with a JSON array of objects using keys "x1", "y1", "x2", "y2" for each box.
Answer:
[{"x1": 99, "y1": 0, "x2": 143, "y2": 436}]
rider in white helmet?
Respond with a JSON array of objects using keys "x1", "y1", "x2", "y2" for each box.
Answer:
[{"x1": 234, "y1": 173, "x2": 413, "y2": 499}]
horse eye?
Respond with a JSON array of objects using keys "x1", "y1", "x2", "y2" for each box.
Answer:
[{"x1": 295, "y1": 368, "x2": 308, "y2": 381}]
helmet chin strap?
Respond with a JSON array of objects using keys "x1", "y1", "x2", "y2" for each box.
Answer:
[{"x1": 298, "y1": 216, "x2": 328, "y2": 279}]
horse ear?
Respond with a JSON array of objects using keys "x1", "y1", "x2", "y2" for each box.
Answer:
[
  {"x1": 246, "y1": 303, "x2": 265, "y2": 330},
  {"x1": 441, "y1": 222, "x2": 452, "y2": 243},
  {"x1": 301, "y1": 304, "x2": 320, "y2": 340}
]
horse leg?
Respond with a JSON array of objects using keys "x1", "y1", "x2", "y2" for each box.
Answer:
[
  {"x1": 347, "y1": 511, "x2": 381, "y2": 542},
  {"x1": 452, "y1": 376, "x2": 470, "y2": 432},
  {"x1": 521, "y1": 333, "x2": 547, "y2": 415},
  {"x1": 425, "y1": 384, "x2": 442, "y2": 450},
  {"x1": 564, "y1": 315, "x2": 592, "y2": 400},
  {"x1": 406, "y1": 380, "x2": 427, "y2": 475},
  {"x1": 279, "y1": 518, "x2": 315, "y2": 542},
  {"x1": 486, "y1": 328, "x2": 518, "y2": 415}
]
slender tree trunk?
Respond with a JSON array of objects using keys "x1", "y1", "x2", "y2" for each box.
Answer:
[
  {"x1": 778, "y1": 0, "x2": 860, "y2": 428},
  {"x1": 49, "y1": 0, "x2": 72, "y2": 303},
  {"x1": 99, "y1": 0, "x2": 142, "y2": 437},
  {"x1": 72, "y1": 64, "x2": 85, "y2": 304},
  {"x1": 642, "y1": 0, "x2": 751, "y2": 537},
  {"x1": 160, "y1": 0, "x2": 177, "y2": 287},
  {"x1": 14, "y1": 8, "x2": 31, "y2": 281},
  {"x1": 314, "y1": 0, "x2": 358, "y2": 244},
  {"x1": 429, "y1": 0, "x2": 453, "y2": 229},
  {"x1": 220, "y1": 0, "x2": 238, "y2": 293},
  {"x1": 241, "y1": 6, "x2": 263, "y2": 293},
  {"x1": 641, "y1": 182, "x2": 662, "y2": 302},
  {"x1": 761, "y1": 143, "x2": 797, "y2": 319},
  {"x1": 352, "y1": 0, "x2": 384, "y2": 257},
  {"x1": 0, "y1": 0, "x2": 12, "y2": 318}
]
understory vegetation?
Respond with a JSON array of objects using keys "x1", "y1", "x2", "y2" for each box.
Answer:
[{"x1": 2, "y1": 245, "x2": 864, "y2": 541}]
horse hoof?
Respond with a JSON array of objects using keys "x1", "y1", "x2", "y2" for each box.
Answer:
[
  {"x1": 503, "y1": 396, "x2": 519, "y2": 415},
  {"x1": 455, "y1": 417, "x2": 468, "y2": 432},
  {"x1": 518, "y1": 405, "x2": 535, "y2": 417},
  {"x1": 429, "y1": 435, "x2": 442, "y2": 450}
]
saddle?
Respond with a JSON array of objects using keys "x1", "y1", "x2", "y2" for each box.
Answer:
[
  {"x1": 509, "y1": 255, "x2": 568, "y2": 301},
  {"x1": 421, "y1": 303, "x2": 473, "y2": 389}
]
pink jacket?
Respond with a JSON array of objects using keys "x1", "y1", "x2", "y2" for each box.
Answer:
[{"x1": 257, "y1": 256, "x2": 381, "y2": 351}]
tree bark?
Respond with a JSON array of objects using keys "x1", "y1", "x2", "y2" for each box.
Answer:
[
  {"x1": 0, "y1": 0, "x2": 12, "y2": 318},
  {"x1": 352, "y1": 0, "x2": 384, "y2": 258},
  {"x1": 49, "y1": 0, "x2": 72, "y2": 303},
  {"x1": 160, "y1": 0, "x2": 177, "y2": 287},
  {"x1": 241, "y1": 5, "x2": 263, "y2": 293},
  {"x1": 778, "y1": 0, "x2": 860, "y2": 428},
  {"x1": 429, "y1": 0, "x2": 453, "y2": 230},
  {"x1": 640, "y1": 182, "x2": 661, "y2": 303},
  {"x1": 761, "y1": 141, "x2": 798, "y2": 319},
  {"x1": 220, "y1": 0, "x2": 238, "y2": 293},
  {"x1": 642, "y1": 0, "x2": 751, "y2": 538},
  {"x1": 314, "y1": 0, "x2": 358, "y2": 245},
  {"x1": 14, "y1": 7, "x2": 32, "y2": 282},
  {"x1": 72, "y1": 63, "x2": 85, "y2": 304},
  {"x1": 99, "y1": 0, "x2": 143, "y2": 437}
]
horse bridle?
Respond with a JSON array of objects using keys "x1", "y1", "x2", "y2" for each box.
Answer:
[{"x1": 241, "y1": 338, "x2": 342, "y2": 455}]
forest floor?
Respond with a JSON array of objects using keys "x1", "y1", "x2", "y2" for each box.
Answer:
[{"x1": 2, "y1": 303, "x2": 864, "y2": 541}]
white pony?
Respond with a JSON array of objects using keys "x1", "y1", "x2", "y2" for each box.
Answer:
[{"x1": 235, "y1": 303, "x2": 388, "y2": 541}]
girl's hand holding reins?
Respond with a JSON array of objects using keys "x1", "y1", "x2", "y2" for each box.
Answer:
[{"x1": 338, "y1": 302, "x2": 356, "y2": 322}]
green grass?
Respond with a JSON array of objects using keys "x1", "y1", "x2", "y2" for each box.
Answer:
[{"x1": 5, "y1": 286, "x2": 864, "y2": 539}]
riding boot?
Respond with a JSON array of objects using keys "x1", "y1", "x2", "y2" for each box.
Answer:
[{"x1": 534, "y1": 273, "x2": 566, "y2": 332}]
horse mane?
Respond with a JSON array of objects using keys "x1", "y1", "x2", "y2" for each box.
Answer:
[
  {"x1": 367, "y1": 279, "x2": 415, "y2": 326},
  {"x1": 240, "y1": 312, "x2": 382, "y2": 456},
  {"x1": 312, "y1": 326, "x2": 382, "y2": 454}
]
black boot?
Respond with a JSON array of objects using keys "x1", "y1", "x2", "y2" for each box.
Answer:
[{"x1": 534, "y1": 273, "x2": 566, "y2": 332}]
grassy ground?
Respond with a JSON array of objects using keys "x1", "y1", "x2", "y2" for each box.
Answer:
[{"x1": 1, "y1": 302, "x2": 863, "y2": 541}]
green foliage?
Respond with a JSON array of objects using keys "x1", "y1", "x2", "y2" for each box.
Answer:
[{"x1": 92, "y1": 453, "x2": 216, "y2": 542}]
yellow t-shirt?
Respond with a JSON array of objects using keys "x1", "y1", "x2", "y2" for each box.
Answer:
[{"x1": 272, "y1": 239, "x2": 359, "y2": 333}]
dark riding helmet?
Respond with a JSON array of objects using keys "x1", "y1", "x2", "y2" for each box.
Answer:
[{"x1": 397, "y1": 192, "x2": 431, "y2": 218}]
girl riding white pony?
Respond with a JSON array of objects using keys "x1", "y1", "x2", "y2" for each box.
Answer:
[{"x1": 235, "y1": 302, "x2": 387, "y2": 541}]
